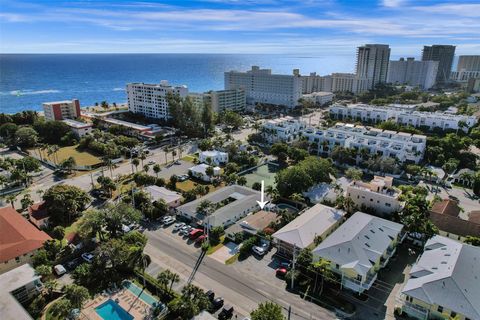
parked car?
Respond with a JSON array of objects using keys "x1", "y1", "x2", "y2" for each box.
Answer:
[
  {"x1": 163, "y1": 216, "x2": 175, "y2": 226},
  {"x1": 212, "y1": 297, "x2": 224, "y2": 309},
  {"x1": 195, "y1": 235, "x2": 207, "y2": 244},
  {"x1": 148, "y1": 161, "x2": 156, "y2": 165},
  {"x1": 252, "y1": 242, "x2": 269, "y2": 256},
  {"x1": 173, "y1": 222, "x2": 186, "y2": 232},
  {"x1": 189, "y1": 228, "x2": 204, "y2": 240},
  {"x1": 206, "y1": 290, "x2": 215, "y2": 301},
  {"x1": 53, "y1": 264, "x2": 67, "y2": 276},
  {"x1": 177, "y1": 174, "x2": 189, "y2": 182},
  {"x1": 81, "y1": 252, "x2": 95, "y2": 263},
  {"x1": 276, "y1": 267, "x2": 288, "y2": 277},
  {"x1": 180, "y1": 225, "x2": 192, "y2": 236},
  {"x1": 279, "y1": 261, "x2": 292, "y2": 270},
  {"x1": 219, "y1": 305, "x2": 234, "y2": 319},
  {"x1": 66, "y1": 258, "x2": 81, "y2": 270}
]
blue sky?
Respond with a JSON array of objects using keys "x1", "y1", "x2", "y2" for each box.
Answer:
[{"x1": 1, "y1": 0, "x2": 479, "y2": 55}]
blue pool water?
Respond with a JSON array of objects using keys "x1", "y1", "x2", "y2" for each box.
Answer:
[
  {"x1": 123, "y1": 281, "x2": 158, "y2": 306},
  {"x1": 95, "y1": 299, "x2": 133, "y2": 320}
]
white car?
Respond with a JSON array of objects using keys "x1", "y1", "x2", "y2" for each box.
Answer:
[
  {"x1": 163, "y1": 217, "x2": 175, "y2": 226},
  {"x1": 180, "y1": 225, "x2": 192, "y2": 236},
  {"x1": 81, "y1": 252, "x2": 95, "y2": 263},
  {"x1": 54, "y1": 264, "x2": 67, "y2": 276},
  {"x1": 173, "y1": 222, "x2": 186, "y2": 231},
  {"x1": 252, "y1": 242, "x2": 270, "y2": 256}
]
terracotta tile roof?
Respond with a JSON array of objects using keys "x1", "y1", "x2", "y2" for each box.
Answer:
[
  {"x1": 430, "y1": 211, "x2": 480, "y2": 237},
  {"x1": 0, "y1": 206, "x2": 52, "y2": 263},
  {"x1": 430, "y1": 199, "x2": 460, "y2": 217},
  {"x1": 28, "y1": 201, "x2": 49, "y2": 220}
]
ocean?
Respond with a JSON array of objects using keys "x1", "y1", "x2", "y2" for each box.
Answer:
[{"x1": 0, "y1": 53, "x2": 356, "y2": 114}]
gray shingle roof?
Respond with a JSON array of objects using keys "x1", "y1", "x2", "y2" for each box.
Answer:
[
  {"x1": 313, "y1": 212, "x2": 403, "y2": 277},
  {"x1": 402, "y1": 235, "x2": 480, "y2": 320}
]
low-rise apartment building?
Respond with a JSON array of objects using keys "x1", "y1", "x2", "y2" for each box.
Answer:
[
  {"x1": 313, "y1": 212, "x2": 403, "y2": 294},
  {"x1": 175, "y1": 185, "x2": 262, "y2": 229},
  {"x1": 0, "y1": 206, "x2": 52, "y2": 274},
  {"x1": 301, "y1": 92, "x2": 335, "y2": 106},
  {"x1": 399, "y1": 236, "x2": 480, "y2": 320},
  {"x1": 329, "y1": 104, "x2": 477, "y2": 132},
  {"x1": 261, "y1": 116, "x2": 306, "y2": 144},
  {"x1": 302, "y1": 123, "x2": 427, "y2": 163},
  {"x1": 62, "y1": 119, "x2": 93, "y2": 137},
  {"x1": 0, "y1": 264, "x2": 44, "y2": 320},
  {"x1": 199, "y1": 150, "x2": 229, "y2": 166},
  {"x1": 188, "y1": 164, "x2": 221, "y2": 182},
  {"x1": 144, "y1": 186, "x2": 183, "y2": 209},
  {"x1": 43, "y1": 99, "x2": 81, "y2": 121},
  {"x1": 273, "y1": 204, "x2": 346, "y2": 256},
  {"x1": 346, "y1": 176, "x2": 402, "y2": 215},
  {"x1": 127, "y1": 81, "x2": 189, "y2": 120}
]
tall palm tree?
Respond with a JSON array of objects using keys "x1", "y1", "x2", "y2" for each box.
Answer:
[
  {"x1": 289, "y1": 193, "x2": 304, "y2": 209},
  {"x1": 130, "y1": 248, "x2": 151, "y2": 289},
  {"x1": 163, "y1": 147, "x2": 169, "y2": 164},
  {"x1": 171, "y1": 150, "x2": 177, "y2": 162},
  {"x1": 153, "y1": 164, "x2": 161, "y2": 178},
  {"x1": 6, "y1": 193, "x2": 17, "y2": 209},
  {"x1": 310, "y1": 258, "x2": 333, "y2": 295},
  {"x1": 132, "y1": 158, "x2": 140, "y2": 173},
  {"x1": 139, "y1": 151, "x2": 147, "y2": 167},
  {"x1": 159, "y1": 269, "x2": 180, "y2": 294}
]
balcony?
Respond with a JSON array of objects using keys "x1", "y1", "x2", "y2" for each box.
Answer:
[
  {"x1": 402, "y1": 301, "x2": 429, "y2": 320},
  {"x1": 342, "y1": 272, "x2": 377, "y2": 293}
]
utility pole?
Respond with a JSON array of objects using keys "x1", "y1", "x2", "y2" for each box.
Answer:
[
  {"x1": 287, "y1": 305, "x2": 291, "y2": 320},
  {"x1": 90, "y1": 172, "x2": 94, "y2": 190},
  {"x1": 291, "y1": 245, "x2": 297, "y2": 289}
]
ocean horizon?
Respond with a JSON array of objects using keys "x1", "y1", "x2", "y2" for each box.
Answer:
[{"x1": 0, "y1": 53, "x2": 359, "y2": 114}]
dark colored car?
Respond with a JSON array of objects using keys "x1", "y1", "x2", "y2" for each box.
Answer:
[
  {"x1": 66, "y1": 258, "x2": 82, "y2": 271},
  {"x1": 218, "y1": 304, "x2": 234, "y2": 319},
  {"x1": 206, "y1": 290, "x2": 215, "y2": 301},
  {"x1": 212, "y1": 297, "x2": 224, "y2": 309},
  {"x1": 276, "y1": 267, "x2": 288, "y2": 277},
  {"x1": 195, "y1": 235, "x2": 207, "y2": 244}
]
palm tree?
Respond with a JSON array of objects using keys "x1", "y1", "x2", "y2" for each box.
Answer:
[
  {"x1": 252, "y1": 121, "x2": 261, "y2": 133},
  {"x1": 156, "y1": 271, "x2": 169, "y2": 292},
  {"x1": 171, "y1": 150, "x2": 177, "y2": 162},
  {"x1": 130, "y1": 248, "x2": 151, "y2": 289},
  {"x1": 237, "y1": 176, "x2": 247, "y2": 186},
  {"x1": 132, "y1": 158, "x2": 140, "y2": 173},
  {"x1": 159, "y1": 269, "x2": 180, "y2": 294},
  {"x1": 153, "y1": 164, "x2": 161, "y2": 178},
  {"x1": 289, "y1": 193, "x2": 304, "y2": 209},
  {"x1": 6, "y1": 193, "x2": 17, "y2": 209},
  {"x1": 310, "y1": 258, "x2": 333, "y2": 295},
  {"x1": 143, "y1": 164, "x2": 150, "y2": 173},
  {"x1": 163, "y1": 147, "x2": 169, "y2": 164},
  {"x1": 265, "y1": 185, "x2": 279, "y2": 202},
  {"x1": 139, "y1": 151, "x2": 147, "y2": 167}
]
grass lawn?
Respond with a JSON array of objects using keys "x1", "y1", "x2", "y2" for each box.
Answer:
[
  {"x1": 181, "y1": 155, "x2": 197, "y2": 162},
  {"x1": 225, "y1": 253, "x2": 239, "y2": 265},
  {"x1": 30, "y1": 145, "x2": 102, "y2": 167},
  {"x1": 207, "y1": 236, "x2": 225, "y2": 255},
  {"x1": 63, "y1": 217, "x2": 83, "y2": 240},
  {"x1": 175, "y1": 179, "x2": 225, "y2": 193}
]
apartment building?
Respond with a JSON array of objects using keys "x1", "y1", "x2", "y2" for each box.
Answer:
[
  {"x1": 347, "y1": 176, "x2": 402, "y2": 215},
  {"x1": 457, "y1": 55, "x2": 480, "y2": 72},
  {"x1": 450, "y1": 70, "x2": 480, "y2": 83},
  {"x1": 43, "y1": 99, "x2": 81, "y2": 121},
  {"x1": 199, "y1": 150, "x2": 229, "y2": 165},
  {"x1": 301, "y1": 72, "x2": 332, "y2": 94},
  {"x1": 260, "y1": 116, "x2": 306, "y2": 144},
  {"x1": 0, "y1": 206, "x2": 52, "y2": 274},
  {"x1": 399, "y1": 236, "x2": 479, "y2": 320},
  {"x1": 329, "y1": 104, "x2": 477, "y2": 132},
  {"x1": 224, "y1": 66, "x2": 302, "y2": 109},
  {"x1": 62, "y1": 119, "x2": 93, "y2": 137},
  {"x1": 204, "y1": 89, "x2": 246, "y2": 113},
  {"x1": 387, "y1": 58, "x2": 439, "y2": 90},
  {"x1": 302, "y1": 123, "x2": 427, "y2": 164},
  {"x1": 301, "y1": 92, "x2": 335, "y2": 106},
  {"x1": 422, "y1": 45, "x2": 456, "y2": 85},
  {"x1": 126, "y1": 81, "x2": 189, "y2": 119},
  {"x1": 313, "y1": 212, "x2": 403, "y2": 294},
  {"x1": 0, "y1": 264, "x2": 44, "y2": 320},
  {"x1": 356, "y1": 44, "x2": 391, "y2": 89}
]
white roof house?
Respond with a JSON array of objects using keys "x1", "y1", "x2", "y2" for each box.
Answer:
[
  {"x1": 313, "y1": 212, "x2": 403, "y2": 291},
  {"x1": 273, "y1": 204, "x2": 346, "y2": 250},
  {"x1": 188, "y1": 164, "x2": 221, "y2": 182},
  {"x1": 401, "y1": 236, "x2": 480, "y2": 320},
  {"x1": 144, "y1": 186, "x2": 183, "y2": 207},
  {"x1": 176, "y1": 185, "x2": 262, "y2": 228},
  {"x1": 199, "y1": 150, "x2": 229, "y2": 165}
]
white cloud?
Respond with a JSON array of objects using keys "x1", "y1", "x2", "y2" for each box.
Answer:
[{"x1": 381, "y1": 0, "x2": 406, "y2": 8}]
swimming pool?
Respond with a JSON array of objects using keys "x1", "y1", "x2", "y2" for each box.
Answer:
[
  {"x1": 95, "y1": 299, "x2": 133, "y2": 320},
  {"x1": 123, "y1": 280, "x2": 158, "y2": 306}
]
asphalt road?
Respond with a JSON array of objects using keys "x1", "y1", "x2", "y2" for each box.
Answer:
[{"x1": 144, "y1": 227, "x2": 337, "y2": 320}]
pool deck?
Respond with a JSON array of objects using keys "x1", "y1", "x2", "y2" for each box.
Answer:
[{"x1": 81, "y1": 288, "x2": 151, "y2": 320}]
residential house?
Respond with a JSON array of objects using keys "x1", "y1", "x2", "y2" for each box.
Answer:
[
  {"x1": 199, "y1": 150, "x2": 229, "y2": 166},
  {"x1": 225, "y1": 210, "x2": 278, "y2": 240},
  {"x1": 313, "y1": 212, "x2": 403, "y2": 294},
  {"x1": 28, "y1": 202, "x2": 50, "y2": 229},
  {"x1": 429, "y1": 199, "x2": 480, "y2": 240},
  {"x1": 144, "y1": 186, "x2": 183, "y2": 209},
  {"x1": 176, "y1": 185, "x2": 262, "y2": 229},
  {"x1": 346, "y1": 176, "x2": 402, "y2": 215},
  {"x1": 273, "y1": 204, "x2": 346, "y2": 256},
  {"x1": 0, "y1": 264, "x2": 44, "y2": 320},
  {"x1": 0, "y1": 206, "x2": 52, "y2": 274},
  {"x1": 399, "y1": 236, "x2": 480, "y2": 320},
  {"x1": 188, "y1": 163, "x2": 221, "y2": 182}
]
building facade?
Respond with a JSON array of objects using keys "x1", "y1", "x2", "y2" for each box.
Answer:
[
  {"x1": 356, "y1": 44, "x2": 391, "y2": 89},
  {"x1": 224, "y1": 66, "x2": 302, "y2": 109},
  {"x1": 302, "y1": 123, "x2": 427, "y2": 163},
  {"x1": 301, "y1": 72, "x2": 332, "y2": 94},
  {"x1": 43, "y1": 99, "x2": 81, "y2": 121},
  {"x1": 301, "y1": 92, "x2": 335, "y2": 106},
  {"x1": 329, "y1": 104, "x2": 477, "y2": 132},
  {"x1": 126, "y1": 81, "x2": 189, "y2": 119},
  {"x1": 346, "y1": 176, "x2": 402, "y2": 215},
  {"x1": 62, "y1": 119, "x2": 93, "y2": 137},
  {"x1": 457, "y1": 55, "x2": 480, "y2": 72},
  {"x1": 422, "y1": 45, "x2": 456, "y2": 85},
  {"x1": 261, "y1": 116, "x2": 306, "y2": 144},
  {"x1": 199, "y1": 150, "x2": 229, "y2": 165},
  {"x1": 204, "y1": 89, "x2": 246, "y2": 113},
  {"x1": 387, "y1": 58, "x2": 439, "y2": 89}
]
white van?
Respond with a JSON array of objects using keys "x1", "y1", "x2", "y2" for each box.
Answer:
[{"x1": 54, "y1": 264, "x2": 67, "y2": 276}]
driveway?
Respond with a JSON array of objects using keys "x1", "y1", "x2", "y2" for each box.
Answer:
[{"x1": 209, "y1": 242, "x2": 239, "y2": 264}]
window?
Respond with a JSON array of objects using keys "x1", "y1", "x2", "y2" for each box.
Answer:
[
  {"x1": 437, "y1": 306, "x2": 443, "y2": 313},
  {"x1": 450, "y1": 312, "x2": 456, "y2": 318},
  {"x1": 385, "y1": 203, "x2": 391, "y2": 207}
]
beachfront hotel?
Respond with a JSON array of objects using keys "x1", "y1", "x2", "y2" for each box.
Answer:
[
  {"x1": 224, "y1": 66, "x2": 303, "y2": 109},
  {"x1": 43, "y1": 99, "x2": 81, "y2": 121},
  {"x1": 126, "y1": 80, "x2": 189, "y2": 120}
]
